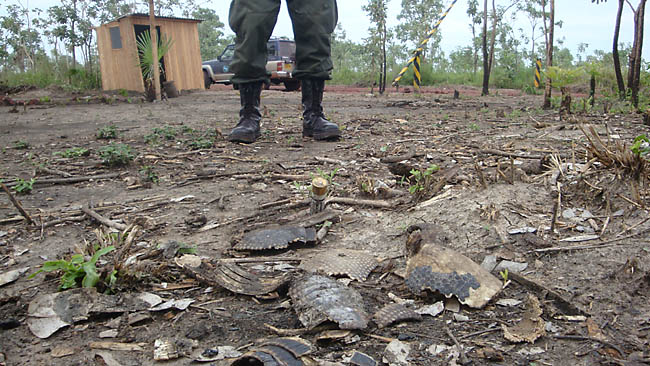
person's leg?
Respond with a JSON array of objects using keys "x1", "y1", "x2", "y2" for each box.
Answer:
[
  {"x1": 228, "y1": 0, "x2": 280, "y2": 84},
  {"x1": 287, "y1": 0, "x2": 341, "y2": 140},
  {"x1": 227, "y1": 0, "x2": 280, "y2": 143}
]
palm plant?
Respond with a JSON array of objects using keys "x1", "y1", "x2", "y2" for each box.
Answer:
[{"x1": 135, "y1": 30, "x2": 174, "y2": 83}]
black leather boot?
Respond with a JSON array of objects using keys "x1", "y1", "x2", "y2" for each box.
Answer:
[
  {"x1": 228, "y1": 82, "x2": 262, "y2": 143},
  {"x1": 302, "y1": 79, "x2": 341, "y2": 140}
]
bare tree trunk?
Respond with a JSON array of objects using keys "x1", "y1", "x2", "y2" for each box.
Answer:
[
  {"x1": 149, "y1": 0, "x2": 161, "y2": 101},
  {"x1": 72, "y1": 0, "x2": 77, "y2": 69},
  {"x1": 543, "y1": 0, "x2": 554, "y2": 110},
  {"x1": 628, "y1": 0, "x2": 646, "y2": 108},
  {"x1": 612, "y1": 0, "x2": 626, "y2": 98},
  {"x1": 481, "y1": 0, "x2": 489, "y2": 95},
  {"x1": 471, "y1": 23, "x2": 478, "y2": 75},
  {"x1": 487, "y1": 0, "x2": 497, "y2": 76},
  {"x1": 380, "y1": 16, "x2": 387, "y2": 94}
]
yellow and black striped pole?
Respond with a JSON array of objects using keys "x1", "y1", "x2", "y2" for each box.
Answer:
[
  {"x1": 392, "y1": 0, "x2": 458, "y2": 87},
  {"x1": 534, "y1": 58, "x2": 542, "y2": 88},
  {"x1": 413, "y1": 54, "x2": 421, "y2": 92}
]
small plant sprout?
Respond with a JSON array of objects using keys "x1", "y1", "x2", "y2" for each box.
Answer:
[
  {"x1": 139, "y1": 165, "x2": 159, "y2": 183},
  {"x1": 13, "y1": 140, "x2": 29, "y2": 149},
  {"x1": 499, "y1": 269, "x2": 509, "y2": 286},
  {"x1": 29, "y1": 246, "x2": 116, "y2": 290},
  {"x1": 631, "y1": 135, "x2": 650, "y2": 159},
  {"x1": 54, "y1": 147, "x2": 90, "y2": 158},
  {"x1": 99, "y1": 143, "x2": 135, "y2": 167},
  {"x1": 407, "y1": 164, "x2": 439, "y2": 195},
  {"x1": 97, "y1": 125, "x2": 118, "y2": 139},
  {"x1": 13, "y1": 178, "x2": 35, "y2": 194}
]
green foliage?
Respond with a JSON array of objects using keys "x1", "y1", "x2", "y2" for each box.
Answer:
[
  {"x1": 13, "y1": 178, "x2": 35, "y2": 194},
  {"x1": 99, "y1": 143, "x2": 134, "y2": 167},
  {"x1": 136, "y1": 30, "x2": 174, "y2": 82},
  {"x1": 118, "y1": 89, "x2": 128, "y2": 97},
  {"x1": 55, "y1": 147, "x2": 90, "y2": 158},
  {"x1": 187, "y1": 138, "x2": 213, "y2": 150},
  {"x1": 96, "y1": 125, "x2": 118, "y2": 140},
  {"x1": 139, "y1": 165, "x2": 159, "y2": 183},
  {"x1": 407, "y1": 164, "x2": 439, "y2": 194},
  {"x1": 13, "y1": 140, "x2": 29, "y2": 149},
  {"x1": 544, "y1": 66, "x2": 586, "y2": 88},
  {"x1": 192, "y1": 7, "x2": 232, "y2": 60},
  {"x1": 29, "y1": 246, "x2": 116, "y2": 290},
  {"x1": 316, "y1": 167, "x2": 340, "y2": 186},
  {"x1": 631, "y1": 135, "x2": 650, "y2": 159}
]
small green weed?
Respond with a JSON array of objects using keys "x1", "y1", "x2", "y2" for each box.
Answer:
[
  {"x1": 139, "y1": 165, "x2": 159, "y2": 183},
  {"x1": 99, "y1": 143, "x2": 134, "y2": 167},
  {"x1": 153, "y1": 126, "x2": 178, "y2": 140},
  {"x1": 13, "y1": 178, "x2": 35, "y2": 194},
  {"x1": 631, "y1": 135, "x2": 650, "y2": 159},
  {"x1": 29, "y1": 246, "x2": 116, "y2": 290},
  {"x1": 407, "y1": 164, "x2": 439, "y2": 195},
  {"x1": 39, "y1": 96, "x2": 51, "y2": 103},
  {"x1": 187, "y1": 138, "x2": 213, "y2": 150},
  {"x1": 468, "y1": 122, "x2": 480, "y2": 131},
  {"x1": 118, "y1": 89, "x2": 129, "y2": 97},
  {"x1": 499, "y1": 269, "x2": 509, "y2": 285},
  {"x1": 13, "y1": 140, "x2": 29, "y2": 149},
  {"x1": 97, "y1": 125, "x2": 118, "y2": 140},
  {"x1": 54, "y1": 147, "x2": 90, "y2": 158},
  {"x1": 316, "y1": 167, "x2": 339, "y2": 186}
]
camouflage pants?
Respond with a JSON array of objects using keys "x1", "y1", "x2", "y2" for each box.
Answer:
[{"x1": 228, "y1": 0, "x2": 338, "y2": 84}]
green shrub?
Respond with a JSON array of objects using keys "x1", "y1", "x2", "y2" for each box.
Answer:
[
  {"x1": 97, "y1": 125, "x2": 118, "y2": 140},
  {"x1": 54, "y1": 147, "x2": 90, "y2": 158},
  {"x1": 99, "y1": 143, "x2": 134, "y2": 166}
]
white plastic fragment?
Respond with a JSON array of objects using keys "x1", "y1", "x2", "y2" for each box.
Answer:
[
  {"x1": 383, "y1": 339, "x2": 410, "y2": 366},
  {"x1": 415, "y1": 301, "x2": 444, "y2": 317}
]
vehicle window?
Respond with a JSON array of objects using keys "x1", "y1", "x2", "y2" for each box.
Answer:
[
  {"x1": 279, "y1": 42, "x2": 296, "y2": 58},
  {"x1": 222, "y1": 45, "x2": 235, "y2": 60},
  {"x1": 267, "y1": 43, "x2": 277, "y2": 57}
]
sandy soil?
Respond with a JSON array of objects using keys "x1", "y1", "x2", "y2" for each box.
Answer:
[{"x1": 0, "y1": 85, "x2": 649, "y2": 366}]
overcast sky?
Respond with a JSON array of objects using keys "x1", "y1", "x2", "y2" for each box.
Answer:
[
  {"x1": 5, "y1": 0, "x2": 650, "y2": 60},
  {"x1": 211, "y1": 0, "x2": 649, "y2": 60}
]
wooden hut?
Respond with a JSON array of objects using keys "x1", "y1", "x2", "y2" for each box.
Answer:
[{"x1": 95, "y1": 14, "x2": 203, "y2": 92}]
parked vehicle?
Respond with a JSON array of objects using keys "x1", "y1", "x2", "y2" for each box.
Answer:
[{"x1": 202, "y1": 38, "x2": 300, "y2": 91}]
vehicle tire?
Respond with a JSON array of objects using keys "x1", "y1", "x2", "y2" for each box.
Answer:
[
  {"x1": 263, "y1": 81, "x2": 271, "y2": 90},
  {"x1": 284, "y1": 80, "x2": 300, "y2": 91},
  {"x1": 203, "y1": 71, "x2": 211, "y2": 89},
  {"x1": 233, "y1": 83, "x2": 239, "y2": 90}
]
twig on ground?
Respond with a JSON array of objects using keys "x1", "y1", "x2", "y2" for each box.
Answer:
[
  {"x1": 37, "y1": 165, "x2": 73, "y2": 178},
  {"x1": 458, "y1": 326, "x2": 501, "y2": 340},
  {"x1": 552, "y1": 335, "x2": 626, "y2": 359},
  {"x1": 324, "y1": 197, "x2": 392, "y2": 208},
  {"x1": 509, "y1": 272, "x2": 585, "y2": 316},
  {"x1": 81, "y1": 205, "x2": 127, "y2": 230},
  {"x1": 0, "y1": 181, "x2": 34, "y2": 225},
  {"x1": 445, "y1": 326, "x2": 471, "y2": 365},
  {"x1": 42, "y1": 215, "x2": 86, "y2": 228},
  {"x1": 533, "y1": 227, "x2": 650, "y2": 253},
  {"x1": 4, "y1": 173, "x2": 121, "y2": 187}
]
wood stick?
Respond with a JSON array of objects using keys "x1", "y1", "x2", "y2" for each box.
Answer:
[
  {"x1": 509, "y1": 272, "x2": 585, "y2": 316},
  {"x1": 478, "y1": 148, "x2": 543, "y2": 160},
  {"x1": 325, "y1": 197, "x2": 392, "y2": 208},
  {"x1": 219, "y1": 257, "x2": 301, "y2": 264},
  {"x1": 3, "y1": 173, "x2": 121, "y2": 187},
  {"x1": 0, "y1": 181, "x2": 34, "y2": 225},
  {"x1": 552, "y1": 335, "x2": 625, "y2": 359},
  {"x1": 37, "y1": 165, "x2": 73, "y2": 178},
  {"x1": 445, "y1": 326, "x2": 470, "y2": 365},
  {"x1": 533, "y1": 227, "x2": 650, "y2": 253},
  {"x1": 42, "y1": 215, "x2": 86, "y2": 228},
  {"x1": 81, "y1": 205, "x2": 127, "y2": 230}
]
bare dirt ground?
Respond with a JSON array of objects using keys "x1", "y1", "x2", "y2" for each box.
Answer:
[{"x1": 0, "y1": 84, "x2": 649, "y2": 366}]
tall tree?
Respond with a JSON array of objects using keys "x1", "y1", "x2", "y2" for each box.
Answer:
[
  {"x1": 627, "y1": 0, "x2": 646, "y2": 108},
  {"x1": 364, "y1": 0, "x2": 390, "y2": 94},
  {"x1": 612, "y1": 0, "x2": 627, "y2": 97},
  {"x1": 0, "y1": 4, "x2": 42, "y2": 72},
  {"x1": 542, "y1": 0, "x2": 554, "y2": 109},
  {"x1": 481, "y1": 0, "x2": 520, "y2": 95},
  {"x1": 396, "y1": 0, "x2": 444, "y2": 61},
  {"x1": 192, "y1": 7, "x2": 228, "y2": 60},
  {"x1": 467, "y1": 0, "x2": 482, "y2": 75}
]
